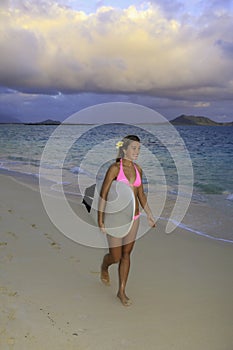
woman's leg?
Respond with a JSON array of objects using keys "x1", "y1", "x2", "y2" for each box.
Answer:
[
  {"x1": 117, "y1": 218, "x2": 139, "y2": 306},
  {"x1": 101, "y1": 236, "x2": 122, "y2": 285}
]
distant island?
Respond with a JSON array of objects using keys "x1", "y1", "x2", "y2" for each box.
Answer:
[
  {"x1": 24, "y1": 115, "x2": 233, "y2": 126},
  {"x1": 25, "y1": 119, "x2": 61, "y2": 125},
  {"x1": 1, "y1": 115, "x2": 233, "y2": 126},
  {"x1": 170, "y1": 115, "x2": 233, "y2": 126}
]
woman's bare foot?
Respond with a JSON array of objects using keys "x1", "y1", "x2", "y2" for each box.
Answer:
[
  {"x1": 100, "y1": 264, "x2": 110, "y2": 286},
  {"x1": 117, "y1": 292, "x2": 132, "y2": 306}
]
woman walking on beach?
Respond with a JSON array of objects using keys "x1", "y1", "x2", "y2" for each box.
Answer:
[{"x1": 98, "y1": 135, "x2": 156, "y2": 306}]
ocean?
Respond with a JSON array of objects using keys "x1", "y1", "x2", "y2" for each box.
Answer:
[{"x1": 0, "y1": 123, "x2": 233, "y2": 243}]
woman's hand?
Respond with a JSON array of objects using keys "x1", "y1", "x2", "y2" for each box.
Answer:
[
  {"x1": 147, "y1": 213, "x2": 156, "y2": 228},
  {"x1": 99, "y1": 222, "x2": 107, "y2": 234}
]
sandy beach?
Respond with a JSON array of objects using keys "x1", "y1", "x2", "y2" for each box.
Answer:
[{"x1": 1, "y1": 173, "x2": 233, "y2": 350}]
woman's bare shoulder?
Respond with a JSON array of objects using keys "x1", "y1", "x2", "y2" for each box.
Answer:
[{"x1": 106, "y1": 162, "x2": 119, "y2": 175}]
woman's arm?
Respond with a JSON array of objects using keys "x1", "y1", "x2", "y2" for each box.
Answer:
[
  {"x1": 137, "y1": 168, "x2": 156, "y2": 227},
  {"x1": 98, "y1": 164, "x2": 118, "y2": 232}
]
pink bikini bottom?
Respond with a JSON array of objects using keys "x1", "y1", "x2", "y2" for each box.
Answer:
[{"x1": 133, "y1": 213, "x2": 140, "y2": 220}]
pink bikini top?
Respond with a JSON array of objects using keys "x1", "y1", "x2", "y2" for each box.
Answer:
[{"x1": 116, "y1": 159, "x2": 141, "y2": 187}]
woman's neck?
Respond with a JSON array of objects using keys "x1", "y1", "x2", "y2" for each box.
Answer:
[{"x1": 122, "y1": 157, "x2": 133, "y2": 166}]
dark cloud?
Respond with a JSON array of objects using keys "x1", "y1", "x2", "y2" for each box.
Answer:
[
  {"x1": 0, "y1": 1, "x2": 233, "y2": 122},
  {"x1": 1, "y1": 3, "x2": 232, "y2": 97},
  {"x1": 1, "y1": 89, "x2": 233, "y2": 123}
]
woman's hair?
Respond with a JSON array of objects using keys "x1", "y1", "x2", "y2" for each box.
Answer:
[{"x1": 116, "y1": 135, "x2": 140, "y2": 162}]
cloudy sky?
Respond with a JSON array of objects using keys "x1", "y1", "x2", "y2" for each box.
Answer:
[{"x1": 0, "y1": 0, "x2": 233, "y2": 122}]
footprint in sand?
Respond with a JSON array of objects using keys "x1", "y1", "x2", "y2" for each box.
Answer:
[
  {"x1": 0, "y1": 286, "x2": 18, "y2": 297},
  {"x1": 39, "y1": 307, "x2": 59, "y2": 329},
  {"x1": 0, "y1": 286, "x2": 8, "y2": 294},
  {"x1": 50, "y1": 242, "x2": 61, "y2": 249},
  {"x1": 7, "y1": 309, "x2": 16, "y2": 321},
  {"x1": 44, "y1": 233, "x2": 61, "y2": 250},
  {"x1": 0, "y1": 232, "x2": 18, "y2": 251},
  {"x1": 7, "y1": 231, "x2": 18, "y2": 239},
  {"x1": 69, "y1": 256, "x2": 80, "y2": 263},
  {"x1": 7, "y1": 254, "x2": 13, "y2": 262},
  {"x1": 0, "y1": 254, "x2": 13, "y2": 263},
  {"x1": 24, "y1": 332, "x2": 36, "y2": 342},
  {"x1": 7, "y1": 337, "x2": 15, "y2": 345}
]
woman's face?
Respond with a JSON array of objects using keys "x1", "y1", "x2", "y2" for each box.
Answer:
[{"x1": 124, "y1": 141, "x2": 141, "y2": 161}]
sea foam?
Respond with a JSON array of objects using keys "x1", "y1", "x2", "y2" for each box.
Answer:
[{"x1": 226, "y1": 193, "x2": 233, "y2": 201}]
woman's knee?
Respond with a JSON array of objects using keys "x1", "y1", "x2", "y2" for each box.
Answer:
[
  {"x1": 109, "y1": 248, "x2": 122, "y2": 263},
  {"x1": 111, "y1": 253, "x2": 121, "y2": 264},
  {"x1": 121, "y1": 251, "x2": 131, "y2": 262}
]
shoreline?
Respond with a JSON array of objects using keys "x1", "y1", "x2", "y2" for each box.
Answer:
[
  {"x1": 1, "y1": 173, "x2": 233, "y2": 349},
  {"x1": 1, "y1": 168, "x2": 233, "y2": 244}
]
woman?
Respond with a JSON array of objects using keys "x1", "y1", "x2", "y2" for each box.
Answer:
[{"x1": 98, "y1": 135, "x2": 156, "y2": 306}]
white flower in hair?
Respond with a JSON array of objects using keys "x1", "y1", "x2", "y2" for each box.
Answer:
[{"x1": 116, "y1": 141, "x2": 123, "y2": 149}]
